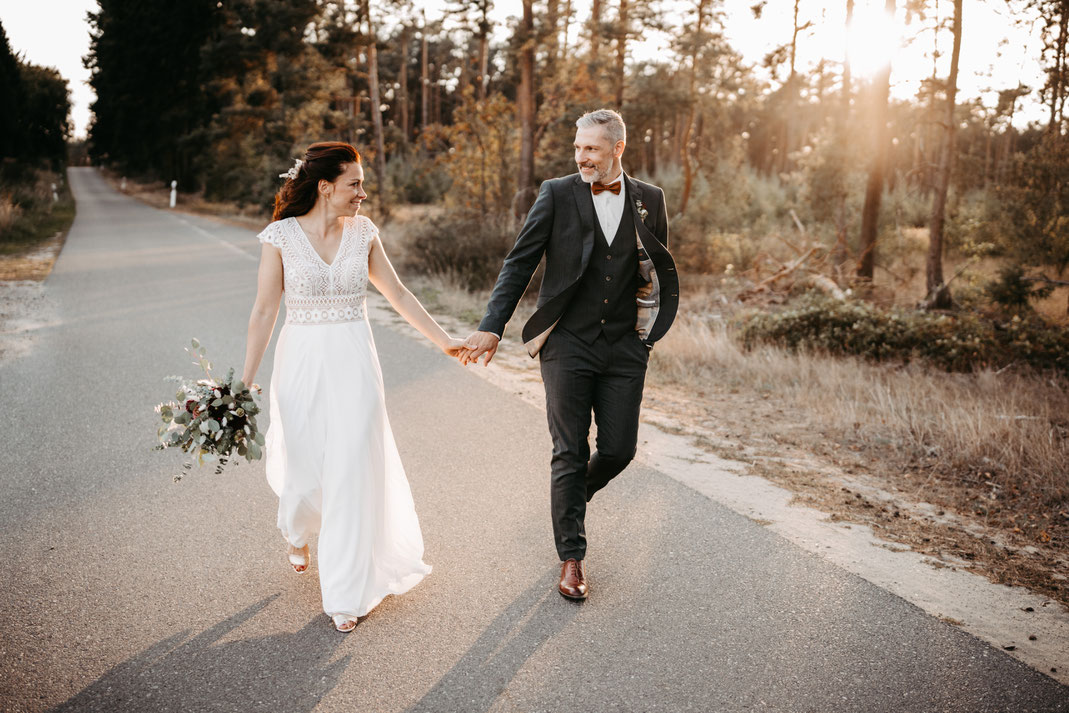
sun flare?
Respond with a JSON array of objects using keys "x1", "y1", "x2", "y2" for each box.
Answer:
[{"x1": 844, "y1": 4, "x2": 903, "y2": 77}]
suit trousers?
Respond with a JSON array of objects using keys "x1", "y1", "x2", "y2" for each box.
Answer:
[{"x1": 538, "y1": 327, "x2": 649, "y2": 561}]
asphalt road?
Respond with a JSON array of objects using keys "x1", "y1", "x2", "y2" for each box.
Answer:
[{"x1": 0, "y1": 167, "x2": 1065, "y2": 713}]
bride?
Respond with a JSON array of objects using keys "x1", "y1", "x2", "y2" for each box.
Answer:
[{"x1": 240, "y1": 142, "x2": 464, "y2": 632}]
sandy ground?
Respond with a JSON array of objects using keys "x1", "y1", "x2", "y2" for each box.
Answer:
[{"x1": 0, "y1": 235, "x2": 62, "y2": 361}]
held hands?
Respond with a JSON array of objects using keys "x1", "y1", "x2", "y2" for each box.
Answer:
[
  {"x1": 458, "y1": 331, "x2": 500, "y2": 367},
  {"x1": 442, "y1": 337, "x2": 469, "y2": 357}
]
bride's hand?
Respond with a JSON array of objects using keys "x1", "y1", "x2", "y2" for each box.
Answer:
[{"x1": 442, "y1": 337, "x2": 468, "y2": 357}]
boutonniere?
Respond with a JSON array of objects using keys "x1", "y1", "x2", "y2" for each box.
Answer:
[{"x1": 635, "y1": 200, "x2": 649, "y2": 222}]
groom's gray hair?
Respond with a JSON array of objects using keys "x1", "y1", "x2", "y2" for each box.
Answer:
[{"x1": 576, "y1": 109, "x2": 626, "y2": 146}]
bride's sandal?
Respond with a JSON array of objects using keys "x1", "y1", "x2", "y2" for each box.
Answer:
[
  {"x1": 332, "y1": 614, "x2": 358, "y2": 633},
  {"x1": 286, "y1": 543, "x2": 310, "y2": 574}
]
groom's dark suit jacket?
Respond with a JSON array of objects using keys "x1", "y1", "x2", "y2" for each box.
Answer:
[{"x1": 479, "y1": 172, "x2": 678, "y2": 356}]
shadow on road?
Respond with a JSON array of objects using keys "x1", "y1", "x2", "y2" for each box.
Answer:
[
  {"x1": 49, "y1": 595, "x2": 349, "y2": 713},
  {"x1": 405, "y1": 570, "x2": 579, "y2": 713}
]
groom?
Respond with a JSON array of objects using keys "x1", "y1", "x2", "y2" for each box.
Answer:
[{"x1": 462, "y1": 109, "x2": 678, "y2": 600}]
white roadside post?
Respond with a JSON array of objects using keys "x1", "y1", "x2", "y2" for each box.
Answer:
[
  {"x1": 170, "y1": 180, "x2": 177, "y2": 208},
  {"x1": 120, "y1": 176, "x2": 127, "y2": 192},
  {"x1": 51, "y1": 182, "x2": 58, "y2": 202}
]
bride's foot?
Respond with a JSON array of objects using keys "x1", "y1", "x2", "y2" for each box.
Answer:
[
  {"x1": 286, "y1": 543, "x2": 310, "y2": 574},
  {"x1": 332, "y1": 614, "x2": 358, "y2": 632}
]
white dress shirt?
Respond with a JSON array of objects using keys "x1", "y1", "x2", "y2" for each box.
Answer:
[{"x1": 591, "y1": 170, "x2": 625, "y2": 246}]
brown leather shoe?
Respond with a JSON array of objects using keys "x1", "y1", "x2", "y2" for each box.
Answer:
[{"x1": 558, "y1": 559, "x2": 588, "y2": 600}]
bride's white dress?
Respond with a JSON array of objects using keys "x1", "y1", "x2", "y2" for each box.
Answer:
[{"x1": 257, "y1": 214, "x2": 430, "y2": 620}]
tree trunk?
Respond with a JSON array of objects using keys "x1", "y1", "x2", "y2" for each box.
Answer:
[
  {"x1": 842, "y1": 0, "x2": 853, "y2": 115},
  {"x1": 516, "y1": 0, "x2": 537, "y2": 221},
  {"x1": 421, "y1": 16, "x2": 430, "y2": 133},
  {"x1": 614, "y1": 0, "x2": 629, "y2": 108},
  {"x1": 562, "y1": 0, "x2": 573, "y2": 58},
  {"x1": 590, "y1": 0, "x2": 603, "y2": 57},
  {"x1": 678, "y1": 0, "x2": 708, "y2": 215},
  {"x1": 477, "y1": 29, "x2": 489, "y2": 99},
  {"x1": 1056, "y1": 6, "x2": 1068, "y2": 135},
  {"x1": 547, "y1": 0, "x2": 561, "y2": 63},
  {"x1": 399, "y1": 26, "x2": 410, "y2": 147},
  {"x1": 925, "y1": 0, "x2": 962, "y2": 309},
  {"x1": 363, "y1": 0, "x2": 388, "y2": 219},
  {"x1": 857, "y1": 0, "x2": 896, "y2": 281},
  {"x1": 832, "y1": 0, "x2": 854, "y2": 276}
]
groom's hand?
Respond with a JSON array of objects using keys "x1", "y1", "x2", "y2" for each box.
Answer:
[{"x1": 462, "y1": 331, "x2": 500, "y2": 366}]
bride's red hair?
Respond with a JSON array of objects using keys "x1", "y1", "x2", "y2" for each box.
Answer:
[{"x1": 273, "y1": 142, "x2": 361, "y2": 221}]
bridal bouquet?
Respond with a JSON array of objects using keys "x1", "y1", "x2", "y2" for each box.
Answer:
[{"x1": 154, "y1": 339, "x2": 263, "y2": 480}]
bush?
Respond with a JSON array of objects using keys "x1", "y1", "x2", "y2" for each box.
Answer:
[
  {"x1": 403, "y1": 212, "x2": 516, "y2": 291},
  {"x1": 388, "y1": 153, "x2": 450, "y2": 205},
  {"x1": 736, "y1": 294, "x2": 1069, "y2": 376},
  {"x1": 0, "y1": 165, "x2": 74, "y2": 253},
  {"x1": 984, "y1": 264, "x2": 1055, "y2": 313}
]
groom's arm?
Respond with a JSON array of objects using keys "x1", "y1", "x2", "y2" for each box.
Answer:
[{"x1": 477, "y1": 180, "x2": 555, "y2": 337}]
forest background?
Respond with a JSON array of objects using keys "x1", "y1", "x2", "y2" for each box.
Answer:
[{"x1": 2, "y1": 0, "x2": 1069, "y2": 605}]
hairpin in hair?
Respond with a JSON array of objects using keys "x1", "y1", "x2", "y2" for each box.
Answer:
[{"x1": 278, "y1": 158, "x2": 304, "y2": 180}]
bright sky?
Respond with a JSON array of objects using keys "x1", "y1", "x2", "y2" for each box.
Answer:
[{"x1": 0, "y1": 0, "x2": 1050, "y2": 139}]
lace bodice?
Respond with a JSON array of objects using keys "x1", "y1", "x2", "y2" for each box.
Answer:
[{"x1": 257, "y1": 215, "x2": 375, "y2": 325}]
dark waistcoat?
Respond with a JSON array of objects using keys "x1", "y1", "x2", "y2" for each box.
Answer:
[{"x1": 556, "y1": 199, "x2": 639, "y2": 344}]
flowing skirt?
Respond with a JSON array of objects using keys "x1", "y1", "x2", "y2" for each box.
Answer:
[{"x1": 264, "y1": 318, "x2": 431, "y2": 619}]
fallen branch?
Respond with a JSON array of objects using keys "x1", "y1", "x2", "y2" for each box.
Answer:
[
  {"x1": 738, "y1": 246, "x2": 821, "y2": 301},
  {"x1": 806, "y1": 273, "x2": 847, "y2": 300}
]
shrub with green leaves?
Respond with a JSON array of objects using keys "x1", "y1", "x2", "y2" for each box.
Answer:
[{"x1": 736, "y1": 294, "x2": 1069, "y2": 376}]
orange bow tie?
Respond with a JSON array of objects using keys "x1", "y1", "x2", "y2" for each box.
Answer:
[{"x1": 591, "y1": 180, "x2": 621, "y2": 195}]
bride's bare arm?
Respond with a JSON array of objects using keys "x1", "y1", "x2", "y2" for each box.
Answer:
[
  {"x1": 367, "y1": 233, "x2": 464, "y2": 355},
  {"x1": 241, "y1": 244, "x2": 284, "y2": 384}
]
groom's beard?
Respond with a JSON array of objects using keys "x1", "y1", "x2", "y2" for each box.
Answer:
[{"x1": 577, "y1": 160, "x2": 618, "y2": 184}]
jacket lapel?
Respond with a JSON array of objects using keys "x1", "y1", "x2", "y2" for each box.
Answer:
[
  {"x1": 624, "y1": 173, "x2": 658, "y2": 249},
  {"x1": 571, "y1": 175, "x2": 596, "y2": 270}
]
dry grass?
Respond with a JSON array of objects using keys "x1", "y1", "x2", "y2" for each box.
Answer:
[
  {"x1": 0, "y1": 193, "x2": 22, "y2": 235},
  {"x1": 648, "y1": 314, "x2": 1069, "y2": 600},
  {"x1": 652, "y1": 316, "x2": 1069, "y2": 502}
]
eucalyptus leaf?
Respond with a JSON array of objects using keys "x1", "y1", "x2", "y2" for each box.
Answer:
[
  {"x1": 254, "y1": 432, "x2": 265, "y2": 446},
  {"x1": 248, "y1": 442, "x2": 262, "y2": 460}
]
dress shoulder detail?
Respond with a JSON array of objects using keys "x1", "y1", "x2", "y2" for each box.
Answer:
[{"x1": 257, "y1": 220, "x2": 285, "y2": 248}]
